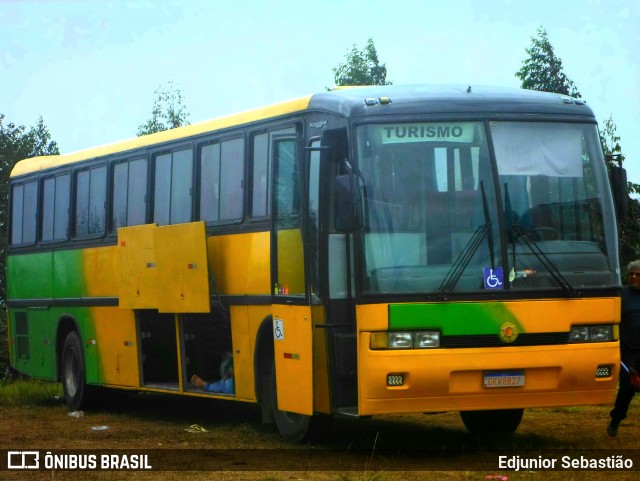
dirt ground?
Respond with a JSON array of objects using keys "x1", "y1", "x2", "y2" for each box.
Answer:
[{"x1": 1, "y1": 389, "x2": 640, "y2": 481}]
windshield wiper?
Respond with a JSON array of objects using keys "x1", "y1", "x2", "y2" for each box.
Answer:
[
  {"x1": 482, "y1": 181, "x2": 496, "y2": 270},
  {"x1": 439, "y1": 182, "x2": 493, "y2": 297},
  {"x1": 504, "y1": 183, "x2": 576, "y2": 297}
]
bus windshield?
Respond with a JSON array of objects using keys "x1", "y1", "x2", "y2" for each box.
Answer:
[{"x1": 355, "y1": 121, "x2": 619, "y2": 295}]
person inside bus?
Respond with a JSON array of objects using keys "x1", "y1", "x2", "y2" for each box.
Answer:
[
  {"x1": 191, "y1": 353, "x2": 235, "y2": 395},
  {"x1": 519, "y1": 203, "x2": 556, "y2": 240},
  {"x1": 607, "y1": 259, "x2": 640, "y2": 437}
]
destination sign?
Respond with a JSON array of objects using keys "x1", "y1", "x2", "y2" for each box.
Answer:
[{"x1": 380, "y1": 123, "x2": 476, "y2": 144}]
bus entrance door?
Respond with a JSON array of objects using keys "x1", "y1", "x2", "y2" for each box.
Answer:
[
  {"x1": 270, "y1": 135, "x2": 313, "y2": 415},
  {"x1": 271, "y1": 305, "x2": 314, "y2": 415}
]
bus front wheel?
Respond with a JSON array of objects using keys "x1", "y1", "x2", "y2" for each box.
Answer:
[
  {"x1": 61, "y1": 331, "x2": 91, "y2": 410},
  {"x1": 269, "y1": 362, "x2": 329, "y2": 443},
  {"x1": 459, "y1": 408, "x2": 524, "y2": 435}
]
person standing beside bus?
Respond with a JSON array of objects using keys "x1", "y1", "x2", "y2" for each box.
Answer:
[{"x1": 608, "y1": 260, "x2": 640, "y2": 436}]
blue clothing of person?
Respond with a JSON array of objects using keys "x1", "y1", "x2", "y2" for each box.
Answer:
[
  {"x1": 610, "y1": 286, "x2": 640, "y2": 425},
  {"x1": 620, "y1": 285, "x2": 640, "y2": 350},
  {"x1": 202, "y1": 377, "x2": 235, "y2": 395}
]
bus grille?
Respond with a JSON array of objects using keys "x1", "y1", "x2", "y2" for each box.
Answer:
[{"x1": 441, "y1": 332, "x2": 569, "y2": 348}]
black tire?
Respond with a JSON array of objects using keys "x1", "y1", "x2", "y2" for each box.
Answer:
[
  {"x1": 269, "y1": 361, "x2": 330, "y2": 443},
  {"x1": 61, "y1": 331, "x2": 91, "y2": 410},
  {"x1": 460, "y1": 408, "x2": 524, "y2": 435}
]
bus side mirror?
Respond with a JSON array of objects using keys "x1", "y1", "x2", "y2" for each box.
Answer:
[
  {"x1": 335, "y1": 174, "x2": 363, "y2": 232},
  {"x1": 609, "y1": 164, "x2": 628, "y2": 219}
]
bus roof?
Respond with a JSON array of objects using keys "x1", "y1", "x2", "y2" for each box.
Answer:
[
  {"x1": 11, "y1": 95, "x2": 312, "y2": 178},
  {"x1": 11, "y1": 84, "x2": 595, "y2": 178},
  {"x1": 308, "y1": 84, "x2": 596, "y2": 119}
]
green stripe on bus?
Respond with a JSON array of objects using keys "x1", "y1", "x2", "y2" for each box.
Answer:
[
  {"x1": 7, "y1": 250, "x2": 86, "y2": 300},
  {"x1": 7, "y1": 252, "x2": 53, "y2": 300},
  {"x1": 388, "y1": 302, "x2": 523, "y2": 335},
  {"x1": 53, "y1": 250, "x2": 87, "y2": 298}
]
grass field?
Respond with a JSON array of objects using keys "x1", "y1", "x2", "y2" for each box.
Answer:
[{"x1": 1, "y1": 380, "x2": 639, "y2": 481}]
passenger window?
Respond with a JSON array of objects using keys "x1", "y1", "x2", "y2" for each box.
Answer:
[
  {"x1": 199, "y1": 143, "x2": 221, "y2": 222},
  {"x1": 11, "y1": 181, "x2": 37, "y2": 245},
  {"x1": 75, "y1": 165, "x2": 106, "y2": 237},
  {"x1": 252, "y1": 133, "x2": 269, "y2": 217},
  {"x1": 42, "y1": 174, "x2": 70, "y2": 241},
  {"x1": 251, "y1": 127, "x2": 295, "y2": 218},
  {"x1": 112, "y1": 158, "x2": 147, "y2": 232},
  {"x1": 153, "y1": 148, "x2": 193, "y2": 225},
  {"x1": 220, "y1": 138, "x2": 244, "y2": 220},
  {"x1": 199, "y1": 138, "x2": 244, "y2": 223}
]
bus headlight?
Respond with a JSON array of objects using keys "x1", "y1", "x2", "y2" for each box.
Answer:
[
  {"x1": 569, "y1": 326, "x2": 589, "y2": 342},
  {"x1": 370, "y1": 331, "x2": 441, "y2": 350},
  {"x1": 414, "y1": 331, "x2": 440, "y2": 348},
  {"x1": 388, "y1": 332, "x2": 413, "y2": 349},
  {"x1": 569, "y1": 325, "x2": 613, "y2": 343},
  {"x1": 589, "y1": 326, "x2": 613, "y2": 342}
]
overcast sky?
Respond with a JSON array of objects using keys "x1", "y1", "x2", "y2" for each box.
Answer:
[{"x1": 2, "y1": 0, "x2": 638, "y2": 183}]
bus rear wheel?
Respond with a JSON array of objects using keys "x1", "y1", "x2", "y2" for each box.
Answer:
[
  {"x1": 459, "y1": 408, "x2": 524, "y2": 435},
  {"x1": 61, "y1": 331, "x2": 91, "y2": 410}
]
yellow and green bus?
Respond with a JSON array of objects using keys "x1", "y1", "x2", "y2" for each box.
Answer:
[{"x1": 7, "y1": 85, "x2": 623, "y2": 442}]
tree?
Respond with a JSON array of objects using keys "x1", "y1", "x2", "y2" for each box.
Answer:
[
  {"x1": 0, "y1": 115, "x2": 59, "y2": 266},
  {"x1": 516, "y1": 27, "x2": 639, "y2": 272},
  {"x1": 137, "y1": 81, "x2": 190, "y2": 136},
  {"x1": 0, "y1": 115, "x2": 59, "y2": 281},
  {"x1": 619, "y1": 196, "x2": 640, "y2": 272},
  {"x1": 0, "y1": 114, "x2": 59, "y2": 369},
  {"x1": 599, "y1": 115, "x2": 640, "y2": 195},
  {"x1": 332, "y1": 37, "x2": 391, "y2": 87},
  {"x1": 599, "y1": 115, "x2": 640, "y2": 269},
  {"x1": 516, "y1": 26, "x2": 581, "y2": 98}
]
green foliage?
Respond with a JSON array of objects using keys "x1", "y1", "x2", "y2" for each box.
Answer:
[
  {"x1": 0, "y1": 321, "x2": 6, "y2": 374},
  {"x1": 597, "y1": 115, "x2": 640, "y2": 269},
  {"x1": 0, "y1": 114, "x2": 58, "y2": 370},
  {"x1": 0, "y1": 379, "x2": 62, "y2": 407},
  {"x1": 333, "y1": 37, "x2": 392, "y2": 87},
  {"x1": 599, "y1": 115, "x2": 624, "y2": 164},
  {"x1": 620, "y1": 199, "x2": 640, "y2": 271},
  {"x1": 517, "y1": 27, "x2": 640, "y2": 270},
  {"x1": 516, "y1": 26, "x2": 581, "y2": 98},
  {"x1": 0, "y1": 115, "x2": 59, "y2": 304},
  {"x1": 599, "y1": 115, "x2": 640, "y2": 194},
  {"x1": 137, "y1": 81, "x2": 190, "y2": 136},
  {"x1": 338, "y1": 473, "x2": 386, "y2": 481}
]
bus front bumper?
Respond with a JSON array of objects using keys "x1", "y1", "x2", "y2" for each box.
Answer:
[{"x1": 357, "y1": 332, "x2": 619, "y2": 415}]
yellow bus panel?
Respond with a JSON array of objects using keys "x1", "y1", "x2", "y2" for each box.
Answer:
[
  {"x1": 207, "y1": 232, "x2": 270, "y2": 295},
  {"x1": 273, "y1": 304, "x2": 314, "y2": 415},
  {"x1": 82, "y1": 246, "x2": 119, "y2": 297},
  {"x1": 230, "y1": 305, "x2": 256, "y2": 402},
  {"x1": 117, "y1": 224, "x2": 158, "y2": 309},
  {"x1": 154, "y1": 222, "x2": 210, "y2": 313},
  {"x1": 93, "y1": 307, "x2": 139, "y2": 387}
]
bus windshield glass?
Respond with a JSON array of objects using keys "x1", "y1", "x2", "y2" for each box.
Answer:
[{"x1": 355, "y1": 121, "x2": 618, "y2": 295}]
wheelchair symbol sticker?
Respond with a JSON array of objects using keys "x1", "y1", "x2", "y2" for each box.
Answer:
[
  {"x1": 273, "y1": 318, "x2": 285, "y2": 341},
  {"x1": 483, "y1": 267, "x2": 504, "y2": 289}
]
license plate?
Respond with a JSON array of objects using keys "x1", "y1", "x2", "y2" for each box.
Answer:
[{"x1": 484, "y1": 371, "x2": 525, "y2": 388}]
